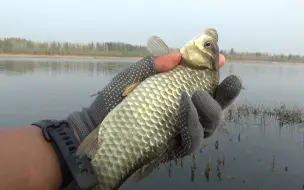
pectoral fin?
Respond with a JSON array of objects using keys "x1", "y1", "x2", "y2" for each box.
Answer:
[
  {"x1": 122, "y1": 82, "x2": 140, "y2": 96},
  {"x1": 76, "y1": 127, "x2": 100, "y2": 159},
  {"x1": 134, "y1": 138, "x2": 178, "y2": 181}
]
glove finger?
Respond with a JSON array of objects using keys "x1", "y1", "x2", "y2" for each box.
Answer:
[
  {"x1": 215, "y1": 75, "x2": 242, "y2": 110},
  {"x1": 191, "y1": 91, "x2": 222, "y2": 138},
  {"x1": 176, "y1": 92, "x2": 205, "y2": 154}
]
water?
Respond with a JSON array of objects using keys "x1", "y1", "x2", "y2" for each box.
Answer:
[{"x1": 1, "y1": 58, "x2": 304, "y2": 190}]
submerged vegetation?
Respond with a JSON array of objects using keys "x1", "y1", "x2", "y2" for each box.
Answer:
[
  {"x1": 224, "y1": 104, "x2": 304, "y2": 126},
  {"x1": 159, "y1": 103, "x2": 304, "y2": 184},
  {"x1": 0, "y1": 38, "x2": 303, "y2": 63}
]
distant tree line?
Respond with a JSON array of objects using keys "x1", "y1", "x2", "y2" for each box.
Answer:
[
  {"x1": 0, "y1": 38, "x2": 149, "y2": 57},
  {"x1": 0, "y1": 37, "x2": 303, "y2": 63},
  {"x1": 220, "y1": 48, "x2": 304, "y2": 63}
]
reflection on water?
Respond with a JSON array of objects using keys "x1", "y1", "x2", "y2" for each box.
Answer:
[
  {"x1": 223, "y1": 62, "x2": 304, "y2": 107},
  {"x1": 0, "y1": 58, "x2": 136, "y2": 76},
  {"x1": 2, "y1": 59, "x2": 304, "y2": 107},
  {"x1": 1, "y1": 58, "x2": 304, "y2": 190}
]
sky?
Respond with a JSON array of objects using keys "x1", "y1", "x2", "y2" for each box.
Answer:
[{"x1": 0, "y1": 0, "x2": 303, "y2": 55}]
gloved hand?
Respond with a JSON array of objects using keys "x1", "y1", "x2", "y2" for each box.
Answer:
[
  {"x1": 66, "y1": 52, "x2": 241, "y2": 156},
  {"x1": 162, "y1": 75, "x2": 242, "y2": 162}
]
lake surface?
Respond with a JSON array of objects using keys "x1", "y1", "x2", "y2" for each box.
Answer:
[{"x1": 1, "y1": 57, "x2": 304, "y2": 190}]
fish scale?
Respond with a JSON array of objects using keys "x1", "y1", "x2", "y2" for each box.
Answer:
[{"x1": 88, "y1": 64, "x2": 218, "y2": 190}]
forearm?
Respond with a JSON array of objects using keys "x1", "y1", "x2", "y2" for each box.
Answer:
[{"x1": 0, "y1": 126, "x2": 62, "y2": 190}]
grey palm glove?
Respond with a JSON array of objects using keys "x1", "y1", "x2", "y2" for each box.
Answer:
[
  {"x1": 162, "y1": 75, "x2": 242, "y2": 162},
  {"x1": 67, "y1": 56, "x2": 157, "y2": 141}
]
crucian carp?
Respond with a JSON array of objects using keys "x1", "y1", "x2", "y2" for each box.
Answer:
[{"x1": 77, "y1": 28, "x2": 220, "y2": 190}]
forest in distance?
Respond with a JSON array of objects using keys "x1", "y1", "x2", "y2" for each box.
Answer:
[{"x1": 0, "y1": 37, "x2": 303, "y2": 63}]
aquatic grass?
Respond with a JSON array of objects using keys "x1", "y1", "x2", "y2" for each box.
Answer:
[
  {"x1": 222, "y1": 103, "x2": 304, "y2": 127},
  {"x1": 155, "y1": 103, "x2": 304, "y2": 182}
]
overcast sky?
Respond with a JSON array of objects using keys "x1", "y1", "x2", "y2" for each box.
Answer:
[{"x1": 0, "y1": 0, "x2": 303, "y2": 54}]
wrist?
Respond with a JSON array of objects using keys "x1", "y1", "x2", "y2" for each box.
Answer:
[{"x1": 31, "y1": 119, "x2": 97, "y2": 190}]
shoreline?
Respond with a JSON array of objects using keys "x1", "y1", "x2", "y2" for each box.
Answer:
[{"x1": 0, "y1": 53, "x2": 303, "y2": 64}]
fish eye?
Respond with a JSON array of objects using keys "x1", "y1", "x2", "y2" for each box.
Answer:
[{"x1": 204, "y1": 42, "x2": 212, "y2": 48}]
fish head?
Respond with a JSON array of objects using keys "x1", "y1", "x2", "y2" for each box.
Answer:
[{"x1": 180, "y1": 28, "x2": 219, "y2": 71}]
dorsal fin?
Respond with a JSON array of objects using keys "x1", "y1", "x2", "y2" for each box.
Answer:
[{"x1": 147, "y1": 36, "x2": 171, "y2": 56}]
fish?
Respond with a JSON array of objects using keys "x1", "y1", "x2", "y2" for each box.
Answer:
[{"x1": 76, "y1": 28, "x2": 220, "y2": 190}]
